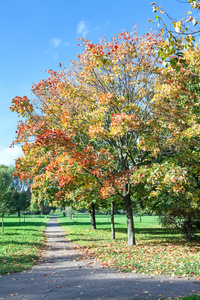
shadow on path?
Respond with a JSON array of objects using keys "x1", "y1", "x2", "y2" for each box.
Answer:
[{"x1": 0, "y1": 216, "x2": 199, "y2": 300}]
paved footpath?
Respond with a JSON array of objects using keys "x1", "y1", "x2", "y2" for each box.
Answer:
[{"x1": 0, "y1": 216, "x2": 200, "y2": 300}]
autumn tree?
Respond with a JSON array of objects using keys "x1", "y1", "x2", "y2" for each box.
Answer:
[
  {"x1": 149, "y1": 1, "x2": 200, "y2": 239},
  {"x1": 11, "y1": 29, "x2": 195, "y2": 246},
  {"x1": 150, "y1": 0, "x2": 200, "y2": 69},
  {"x1": 148, "y1": 44, "x2": 200, "y2": 239}
]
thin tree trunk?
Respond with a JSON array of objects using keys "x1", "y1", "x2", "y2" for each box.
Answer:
[
  {"x1": 124, "y1": 194, "x2": 136, "y2": 246},
  {"x1": 88, "y1": 203, "x2": 96, "y2": 230},
  {"x1": 107, "y1": 211, "x2": 109, "y2": 222},
  {"x1": 111, "y1": 201, "x2": 115, "y2": 240},
  {"x1": 2, "y1": 213, "x2": 4, "y2": 234}
]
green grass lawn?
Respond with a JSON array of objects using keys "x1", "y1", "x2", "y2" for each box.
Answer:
[
  {"x1": 58, "y1": 213, "x2": 200, "y2": 278},
  {"x1": 175, "y1": 296, "x2": 200, "y2": 300},
  {"x1": 0, "y1": 215, "x2": 48, "y2": 274}
]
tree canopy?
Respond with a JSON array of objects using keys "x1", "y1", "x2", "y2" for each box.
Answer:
[{"x1": 10, "y1": 27, "x2": 200, "y2": 245}]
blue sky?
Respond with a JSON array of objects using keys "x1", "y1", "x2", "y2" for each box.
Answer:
[{"x1": 0, "y1": 0, "x2": 193, "y2": 165}]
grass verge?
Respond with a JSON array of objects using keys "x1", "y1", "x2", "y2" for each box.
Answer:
[
  {"x1": 176, "y1": 296, "x2": 200, "y2": 300},
  {"x1": 0, "y1": 215, "x2": 48, "y2": 274},
  {"x1": 58, "y1": 214, "x2": 200, "y2": 278}
]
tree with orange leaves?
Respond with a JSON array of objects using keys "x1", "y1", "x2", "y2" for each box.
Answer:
[{"x1": 11, "y1": 28, "x2": 194, "y2": 246}]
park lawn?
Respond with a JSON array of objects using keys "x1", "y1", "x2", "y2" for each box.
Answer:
[
  {"x1": 176, "y1": 296, "x2": 200, "y2": 300},
  {"x1": 58, "y1": 214, "x2": 200, "y2": 278},
  {"x1": 0, "y1": 215, "x2": 48, "y2": 274}
]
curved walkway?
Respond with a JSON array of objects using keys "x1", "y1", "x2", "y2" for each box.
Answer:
[{"x1": 0, "y1": 216, "x2": 200, "y2": 300}]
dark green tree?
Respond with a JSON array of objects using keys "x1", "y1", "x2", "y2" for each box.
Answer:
[
  {"x1": 0, "y1": 165, "x2": 15, "y2": 232},
  {"x1": 9, "y1": 189, "x2": 31, "y2": 218}
]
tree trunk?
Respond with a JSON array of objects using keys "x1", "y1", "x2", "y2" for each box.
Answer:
[
  {"x1": 18, "y1": 211, "x2": 21, "y2": 218},
  {"x1": 184, "y1": 216, "x2": 193, "y2": 241},
  {"x1": 88, "y1": 203, "x2": 96, "y2": 230},
  {"x1": 111, "y1": 201, "x2": 115, "y2": 240},
  {"x1": 124, "y1": 194, "x2": 136, "y2": 246},
  {"x1": 2, "y1": 213, "x2": 4, "y2": 234}
]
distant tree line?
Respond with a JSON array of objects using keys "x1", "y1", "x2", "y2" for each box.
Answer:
[{"x1": 0, "y1": 164, "x2": 31, "y2": 232}]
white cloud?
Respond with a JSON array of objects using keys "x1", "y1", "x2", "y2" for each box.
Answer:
[
  {"x1": 64, "y1": 42, "x2": 70, "y2": 47},
  {"x1": 51, "y1": 38, "x2": 61, "y2": 48},
  {"x1": 105, "y1": 20, "x2": 110, "y2": 28},
  {"x1": 0, "y1": 146, "x2": 23, "y2": 166},
  {"x1": 44, "y1": 50, "x2": 58, "y2": 60},
  {"x1": 77, "y1": 21, "x2": 89, "y2": 37}
]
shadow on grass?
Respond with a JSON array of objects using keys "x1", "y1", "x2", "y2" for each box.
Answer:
[
  {"x1": 0, "y1": 253, "x2": 39, "y2": 275},
  {"x1": 0, "y1": 240, "x2": 44, "y2": 246},
  {"x1": 62, "y1": 226, "x2": 200, "y2": 249},
  {"x1": 58, "y1": 221, "x2": 121, "y2": 227},
  {"x1": 2, "y1": 221, "x2": 47, "y2": 228},
  {"x1": 59, "y1": 221, "x2": 94, "y2": 227},
  {"x1": 100, "y1": 226, "x2": 174, "y2": 235}
]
